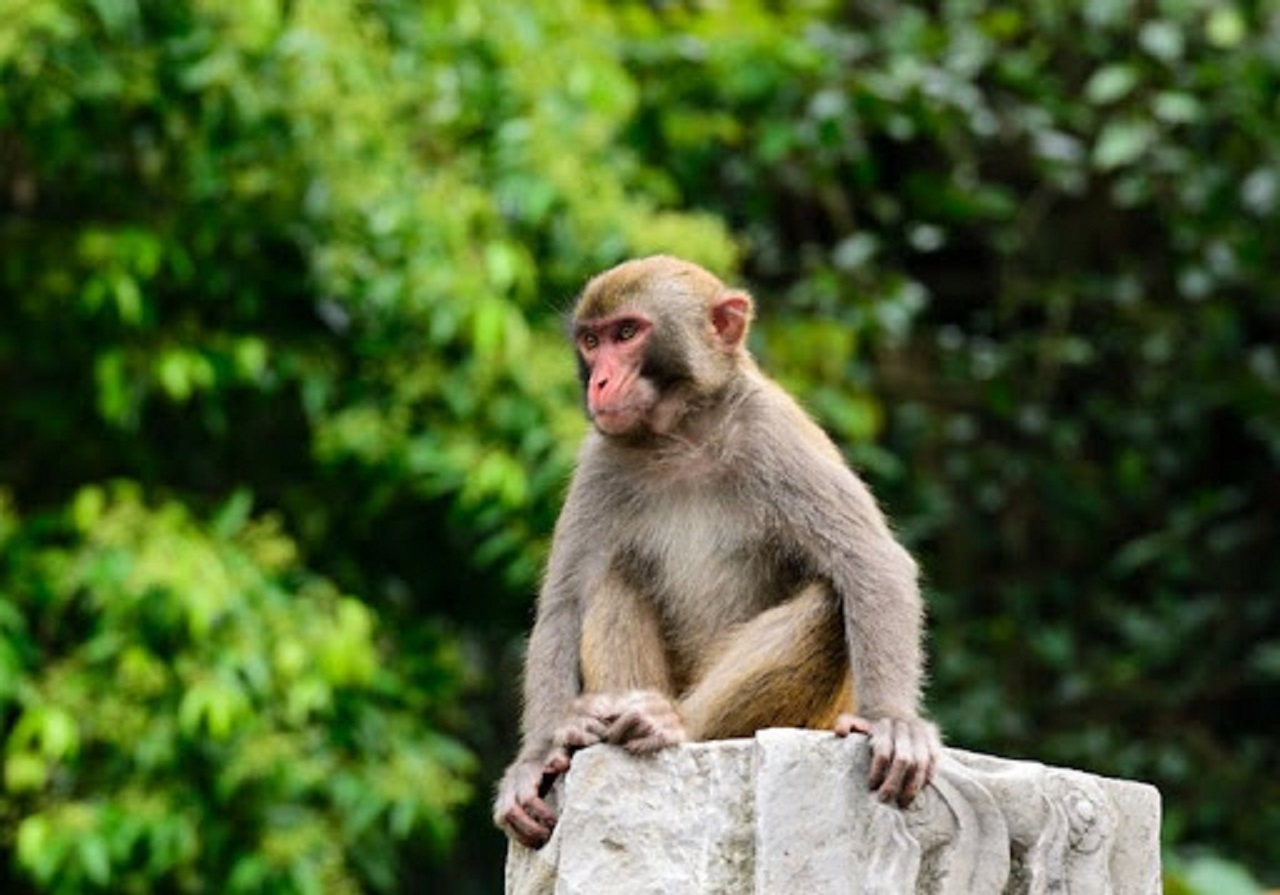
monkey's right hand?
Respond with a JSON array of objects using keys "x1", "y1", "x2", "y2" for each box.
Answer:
[{"x1": 493, "y1": 758, "x2": 560, "y2": 849}]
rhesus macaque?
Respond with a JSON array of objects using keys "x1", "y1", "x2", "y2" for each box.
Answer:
[{"x1": 494, "y1": 256, "x2": 941, "y2": 849}]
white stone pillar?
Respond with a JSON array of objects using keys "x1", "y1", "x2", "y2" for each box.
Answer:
[{"x1": 505, "y1": 729, "x2": 1161, "y2": 895}]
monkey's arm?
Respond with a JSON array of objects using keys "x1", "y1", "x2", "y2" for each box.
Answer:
[
  {"x1": 493, "y1": 574, "x2": 584, "y2": 848},
  {"x1": 494, "y1": 476, "x2": 592, "y2": 848},
  {"x1": 803, "y1": 468, "x2": 941, "y2": 806},
  {"x1": 756, "y1": 390, "x2": 941, "y2": 804}
]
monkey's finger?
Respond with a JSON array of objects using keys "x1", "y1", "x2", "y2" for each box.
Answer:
[
  {"x1": 561, "y1": 713, "x2": 606, "y2": 737},
  {"x1": 833, "y1": 713, "x2": 873, "y2": 738},
  {"x1": 895, "y1": 733, "x2": 929, "y2": 806},
  {"x1": 621, "y1": 723, "x2": 686, "y2": 754},
  {"x1": 896, "y1": 764, "x2": 926, "y2": 806},
  {"x1": 523, "y1": 794, "x2": 559, "y2": 831},
  {"x1": 899, "y1": 762, "x2": 934, "y2": 807},
  {"x1": 875, "y1": 720, "x2": 918, "y2": 805},
  {"x1": 899, "y1": 722, "x2": 941, "y2": 806},
  {"x1": 604, "y1": 710, "x2": 648, "y2": 744},
  {"x1": 502, "y1": 802, "x2": 556, "y2": 849},
  {"x1": 865, "y1": 721, "x2": 892, "y2": 791},
  {"x1": 874, "y1": 757, "x2": 909, "y2": 804},
  {"x1": 556, "y1": 723, "x2": 606, "y2": 750},
  {"x1": 540, "y1": 754, "x2": 570, "y2": 789},
  {"x1": 552, "y1": 712, "x2": 609, "y2": 757},
  {"x1": 869, "y1": 719, "x2": 907, "y2": 798},
  {"x1": 622, "y1": 733, "x2": 664, "y2": 754}
]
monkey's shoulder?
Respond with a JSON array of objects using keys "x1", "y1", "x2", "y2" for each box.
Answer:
[{"x1": 732, "y1": 378, "x2": 855, "y2": 471}]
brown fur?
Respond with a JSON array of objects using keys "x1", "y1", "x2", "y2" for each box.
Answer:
[
  {"x1": 494, "y1": 256, "x2": 939, "y2": 848},
  {"x1": 575, "y1": 255, "x2": 732, "y2": 320}
]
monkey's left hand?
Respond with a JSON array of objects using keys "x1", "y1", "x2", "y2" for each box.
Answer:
[
  {"x1": 834, "y1": 713, "x2": 941, "y2": 808},
  {"x1": 555, "y1": 690, "x2": 687, "y2": 757}
]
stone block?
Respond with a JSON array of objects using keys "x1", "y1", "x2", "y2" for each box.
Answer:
[{"x1": 505, "y1": 729, "x2": 1161, "y2": 894}]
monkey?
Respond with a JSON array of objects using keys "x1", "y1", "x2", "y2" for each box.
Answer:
[{"x1": 494, "y1": 256, "x2": 941, "y2": 850}]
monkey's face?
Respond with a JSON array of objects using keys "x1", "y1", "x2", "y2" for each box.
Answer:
[
  {"x1": 571, "y1": 256, "x2": 753, "y2": 438},
  {"x1": 573, "y1": 312, "x2": 661, "y2": 436}
]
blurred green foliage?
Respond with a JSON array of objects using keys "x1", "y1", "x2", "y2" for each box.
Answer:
[
  {"x1": 1, "y1": 0, "x2": 1276, "y2": 892},
  {"x1": 616, "y1": 2, "x2": 1280, "y2": 890},
  {"x1": 0, "y1": 484, "x2": 472, "y2": 892}
]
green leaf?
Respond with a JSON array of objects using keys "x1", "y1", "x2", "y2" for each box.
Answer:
[
  {"x1": 211, "y1": 489, "x2": 255, "y2": 538},
  {"x1": 233, "y1": 337, "x2": 269, "y2": 380},
  {"x1": 93, "y1": 350, "x2": 132, "y2": 425},
  {"x1": 1084, "y1": 64, "x2": 1138, "y2": 105},
  {"x1": 16, "y1": 815, "x2": 60, "y2": 884},
  {"x1": 5, "y1": 752, "x2": 49, "y2": 792},
  {"x1": 1138, "y1": 20, "x2": 1184, "y2": 61},
  {"x1": 1205, "y1": 7, "x2": 1246, "y2": 48},
  {"x1": 156, "y1": 351, "x2": 193, "y2": 401},
  {"x1": 40, "y1": 707, "x2": 80, "y2": 759},
  {"x1": 78, "y1": 834, "x2": 112, "y2": 886},
  {"x1": 73, "y1": 485, "x2": 108, "y2": 532},
  {"x1": 1153, "y1": 92, "x2": 1201, "y2": 125},
  {"x1": 1092, "y1": 119, "x2": 1155, "y2": 170}
]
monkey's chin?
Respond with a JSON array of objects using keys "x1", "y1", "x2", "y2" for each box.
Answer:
[{"x1": 591, "y1": 406, "x2": 649, "y2": 436}]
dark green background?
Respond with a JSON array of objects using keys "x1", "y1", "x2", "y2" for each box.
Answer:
[{"x1": 1, "y1": 2, "x2": 1276, "y2": 892}]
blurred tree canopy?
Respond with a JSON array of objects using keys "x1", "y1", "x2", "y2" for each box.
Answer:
[{"x1": 1, "y1": 1, "x2": 1276, "y2": 892}]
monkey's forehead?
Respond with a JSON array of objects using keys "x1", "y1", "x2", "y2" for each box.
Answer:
[{"x1": 575, "y1": 255, "x2": 724, "y2": 319}]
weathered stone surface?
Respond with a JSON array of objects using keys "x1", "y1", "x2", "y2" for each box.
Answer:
[{"x1": 505, "y1": 729, "x2": 1161, "y2": 895}]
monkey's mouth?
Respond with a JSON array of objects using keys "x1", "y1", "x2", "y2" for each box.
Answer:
[{"x1": 591, "y1": 404, "x2": 647, "y2": 434}]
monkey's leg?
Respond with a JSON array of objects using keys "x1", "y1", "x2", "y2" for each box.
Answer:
[
  {"x1": 580, "y1": 572, "x2": 675, "y2": 694},
  {"x1": 571, "y1": 575, "x2": 684, "y2": 753},
  {"x1": 679, "y1": 583, "x2": 854, "y2": 740}
]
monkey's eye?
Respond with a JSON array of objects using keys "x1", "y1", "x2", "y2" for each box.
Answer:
[
  {"x1": 616, "y1": 321, "x2": 639, "y2": 342},
  {"x1": 580, "y1": 332, "x2": 600, "y2": 351}
]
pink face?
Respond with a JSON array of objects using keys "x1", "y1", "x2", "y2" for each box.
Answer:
[{"x1": 575, "y1": 313, "x2": 657, "y2": 435}]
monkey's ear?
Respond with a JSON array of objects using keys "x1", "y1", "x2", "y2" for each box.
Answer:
[{"x1": 710, "y1": 293, "x2": 753, "y2": 350}]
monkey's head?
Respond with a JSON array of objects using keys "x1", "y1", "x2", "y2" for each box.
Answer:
[{"x1": 572, "y1": 256, "x2": 754, "y2": 438}]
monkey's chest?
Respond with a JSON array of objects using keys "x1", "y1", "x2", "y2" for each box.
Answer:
[{"x1": 616, "y1": 492, "x2": 801, "y2": 645}]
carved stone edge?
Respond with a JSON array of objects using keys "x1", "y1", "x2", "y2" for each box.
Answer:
[{"x1": 505, "y1": 731, "x2": 1162, "y2": 895}]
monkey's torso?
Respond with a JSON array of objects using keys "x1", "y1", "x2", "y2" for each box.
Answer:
[{"x1": 569, "y1": 374, "x2": 855, "y2": 695}]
